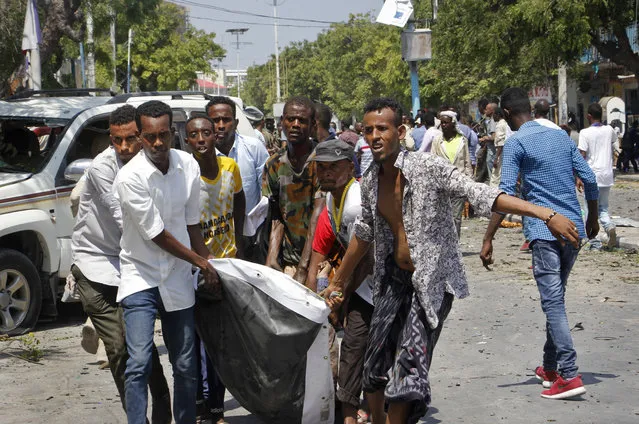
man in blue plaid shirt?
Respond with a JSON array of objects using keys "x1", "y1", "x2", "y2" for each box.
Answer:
[{"x1": 481, "y1": 87, "x2": 599, "y2": 400}]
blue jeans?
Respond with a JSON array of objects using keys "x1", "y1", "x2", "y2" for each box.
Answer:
[
  {"x1": 531, "y1": 240, "x2": 579, "y2": 379},
  {"x1": 584, "y1": 185, "x2": 614, "y2": 249},
  {"x1": 121, "y1": 287, "x2": 197, "y2": 424}
]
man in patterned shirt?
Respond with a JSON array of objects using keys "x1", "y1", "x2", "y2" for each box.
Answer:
[
  {"x1": 325, "y1": 97, "x2": 581, "y2": 424},
  {"x1": 481, "y1": 87, "x2": 599, "y2": 400},
  {"x1": 263, "y1": 96, "x2": 325, "y2": 283}
]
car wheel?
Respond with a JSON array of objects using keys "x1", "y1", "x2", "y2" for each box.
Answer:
[{"x1": 0, "y1": 249, "x2": 42, "y2": 336}]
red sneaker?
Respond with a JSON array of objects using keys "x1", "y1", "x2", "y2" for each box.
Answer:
[
  {"x1": 535, "y1": 366, "x2": 559, "y2": 388},
  {"x1": 541, "y1": 375, "x2": 586, "y2": 399},
  {"x1": 520, "y1": 241, "x2": 531, "y2": 252}
]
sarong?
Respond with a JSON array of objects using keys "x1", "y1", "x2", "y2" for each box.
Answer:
[{"x1": 363, "y1": 256, "x2": 454, "y2": 424}]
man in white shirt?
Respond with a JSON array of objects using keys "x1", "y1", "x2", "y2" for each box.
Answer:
[
  {"x1": 71, "y1": 105, "x2": 172, "y2": 422},
  {"x1": 578, "y1": 102, "x2": 617, "y2": 249},
  {"x1": 114, "y1": 101, "x2": 218, "y2": 424},
  {"x1": 206, "y1": 97, "x2": 269, "y2": 262},
  {"x1": 417, "y1": 111, "x2": 442, "y2": 154},
  {"x1": 534, "y1": 99, "x2": 561, "y2": 130}
]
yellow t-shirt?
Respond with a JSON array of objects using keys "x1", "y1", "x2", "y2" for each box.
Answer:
[
  {"x1": 199, "y1": 156, "x2": 243, "y2": 258},
  {"x1": 444, "y1": 134, "x2": 463, "y2": 163}
]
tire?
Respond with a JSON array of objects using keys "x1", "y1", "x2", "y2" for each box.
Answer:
[{"x1": 0, "y1": 249, "x2": 42, "y2": 336}]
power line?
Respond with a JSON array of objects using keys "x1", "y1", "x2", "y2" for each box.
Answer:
[
  {"x1": 189, "y1": 16, "x2": 328, "y2": 28},
  {"x1": 169, "y1": 0, "x2": 339, "y2": 24}
]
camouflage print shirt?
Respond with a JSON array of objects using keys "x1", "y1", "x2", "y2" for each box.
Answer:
[{"x1": 262, "y1": 147, "x2": 324, "y2": 266}]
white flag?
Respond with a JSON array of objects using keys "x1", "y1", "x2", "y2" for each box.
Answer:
[
  {"x1": 21, "y1": 0, "x2": 42, "y2": 90},
  {"x1": 22, "y1": 0, "x2": 42, "y2": 51}
]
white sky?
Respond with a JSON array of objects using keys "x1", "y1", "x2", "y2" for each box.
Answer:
[{"x1": 173, "y1": 0, "x2": 381, "y2": 70}]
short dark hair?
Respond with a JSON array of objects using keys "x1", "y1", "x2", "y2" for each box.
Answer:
[
  {"x1": 500, "y1": 87, "x2": 531, "y2": 116},
  {"x1": 534, "y1": 99, "x2": 551, "y2": 118},
  {"x1": 587, "y1": 102, "x2": 603, "y2": 120},
  {"x1": 424, "y1": 111, "x2": 436, "y2": 127},
  {"x1": 363, "y1": 97, "x2": 403, "y2": 127},
  {"x1": 205, "y1": 96, "x2": 236, "y2": 118},
  {"x1": 283, "y1": 96, "x2": 316, "y2": 121},
  {"x1": 314, "y1": 103, "x2": 332, "y2": 130},
  {"x1": 493, "y1": 107, "x2": 505, "y2": 120},
  {"x1": 185, "y1": 115, "x2": 214, "y2": 128},
  {"x1": 110, "y1": 105, "x2": 136, "y2": 127},
  {"x1": 478, "y1": 98, "x2": 489, "y2": 110},
  {"x1": 135, "y1": 100, "x2": 172, "y2": 131}
]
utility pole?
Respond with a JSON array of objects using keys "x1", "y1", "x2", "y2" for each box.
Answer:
[
  {"x1": 109, "y1": 5, "x2": 117, "y2": 92},
  {"x1": 226, "y1": 28, "x2": 250, "y2": 99},
  {"x1": 126, "y1": 28, "x2": 133, "y2": 93},
  {"x1": 558, "y1": 63, "x2": 568, "y2": 125},
  {"x1": 272, "y1": 0, "x2": 282, "y2": 102},
  {"x1": 86, "y1": 6, "x2": 96, "y2": 89}
]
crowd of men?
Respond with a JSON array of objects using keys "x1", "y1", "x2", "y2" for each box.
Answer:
[{"x1": 71, "y1": 86, "x2": 620, "y2": 423}]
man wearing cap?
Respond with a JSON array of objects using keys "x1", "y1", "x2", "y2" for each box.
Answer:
[
  {"x1": 307, "y1": 139, "x2": 384, "y2": 424},
  {"x1": 430, "y1": 110, "x2": 473, "y2": 236},
  {"x1": 244, "y1": 106, "x2": 267, "y2": 147},
  {"x1": 264, "y1": 115, "x2": 281, "y2": 154}
]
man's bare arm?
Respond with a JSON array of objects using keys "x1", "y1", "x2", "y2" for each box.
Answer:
[
  {"x1": 265, "y1": 220, "x2": 285, "y2": 271},
  {"x1": 293, "y1": 197, "x2": 326, "y2": 283},
  {"x1": 492, "y1": 193, "x2": 579, "y2": 246},
  {"x1": 324, "y1": 235, "x2": 370, "y2": 301},
  {"x1": 306, "y1": 250, "x2": 328, "y2": 292},
  {"x1": 480, "y1": 212, "x2": 506, "y2": 268}
]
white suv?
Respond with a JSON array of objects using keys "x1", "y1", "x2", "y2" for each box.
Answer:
[{"x1": 0, "y1": 90, "x2": 253, "y2": 335}]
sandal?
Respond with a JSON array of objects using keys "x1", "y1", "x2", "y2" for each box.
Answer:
[{"x1": 357, "y1": 409, "x2": 370, "y2": 424}]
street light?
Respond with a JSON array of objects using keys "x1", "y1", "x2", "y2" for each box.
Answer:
[{"x1": 226, "y1": 28, "x2": 249, "y2": 99}]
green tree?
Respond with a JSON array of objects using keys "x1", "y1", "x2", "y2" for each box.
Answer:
[
  {"x1": 426, "y1": 0, "x2": 639, "y2": 103},
  {"x1": 125, "y1": 2, "x2": 224, "y2": 91}
]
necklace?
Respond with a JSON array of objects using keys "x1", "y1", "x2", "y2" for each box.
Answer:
[{"x1": 332, "y1": 178, "x2": 355, "y2": 230}]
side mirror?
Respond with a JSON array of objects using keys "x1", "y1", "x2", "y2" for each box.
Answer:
[{"x1": 64, "y1": 158, "x2": 93, "y2": 182}]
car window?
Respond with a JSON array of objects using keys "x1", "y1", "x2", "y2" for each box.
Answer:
[
  {"x1": 172, "y1": 109, "x2": 188, "y2": 151},
  {"x1": 0, "y1": 118, "x2": 65, "y2": 173},
  {"x1": 56, "y1": 114, "x2": 110, "y2": 185}
]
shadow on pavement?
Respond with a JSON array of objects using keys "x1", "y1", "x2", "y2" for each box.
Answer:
[
  {"x1": 32, "y1": 301, "x2": 87, "y2": 334},
  {"x1": 497, "y1": 371, "x2": 617, "y2": 389},
  {"x1": 420, "y1": 406, "x2": 442, "y2": 423}
]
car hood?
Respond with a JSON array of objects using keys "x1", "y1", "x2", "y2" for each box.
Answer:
[{"x1": 0, "y1": 172, "x2": 32, "y2": 188}]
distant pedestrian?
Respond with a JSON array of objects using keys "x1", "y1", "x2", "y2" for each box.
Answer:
[
  {"x1": 489, "y1": 107, "x2": 513, "y2": 187},
  {"x1": 430, "y1": 110, "x2": 472, "y2": 236},
  {"x1": 578, "y1": 102, "x2": 617, "y2": 250},
  {"x1": 533, "y1": 99, "x2": 561, "y2": 130},
  {"x1": 417, "y1": 111, "x2": 441, "y2": 154},
  {"x1": 619, "y1": 121, "x2": 639, "y2": 172}
]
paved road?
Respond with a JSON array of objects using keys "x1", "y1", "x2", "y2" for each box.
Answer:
[{"x1": 1, "y1": 186, "x2": 638, "y2": 424}]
